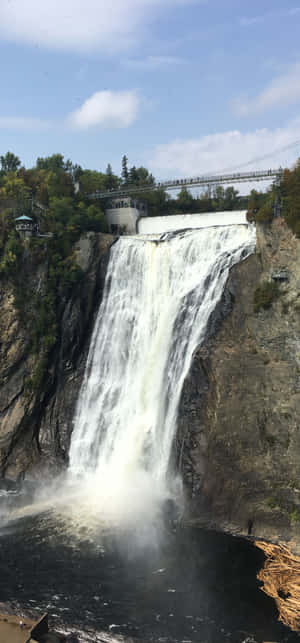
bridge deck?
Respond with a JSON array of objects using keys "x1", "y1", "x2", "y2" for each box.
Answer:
[{"x1": 87, "y1": 168, "x2": 282, "y2": 200}]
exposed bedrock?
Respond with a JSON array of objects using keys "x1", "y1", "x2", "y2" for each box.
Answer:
[
  {"x1": 178, "y1": 218, "x2": 300, "y2": 552},
  {"x1": 0, "y1": 232, "x2": 113, "y2": 478}
]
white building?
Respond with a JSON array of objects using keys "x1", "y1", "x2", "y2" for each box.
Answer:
[{"x1": 105, "y1": 197, "x2": 148, "y2": 235}]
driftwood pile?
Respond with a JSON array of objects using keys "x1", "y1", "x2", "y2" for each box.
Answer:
[{"x1": 256, "y1": 540, "x2": 300, "y2": 632}]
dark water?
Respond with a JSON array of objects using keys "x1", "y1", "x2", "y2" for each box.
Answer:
[{"x1": 0, "y1": 492, "x2": 299, "y2": 643}]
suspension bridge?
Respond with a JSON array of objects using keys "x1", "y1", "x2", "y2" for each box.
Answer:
[{"x1": 87, "y1": 167, "x2": 283, "y2": 200}]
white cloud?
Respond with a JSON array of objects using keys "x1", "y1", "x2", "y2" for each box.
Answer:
[
  {"x1": 240, "y1": 16, "x2": 264, "y2": 26},
  {"x1": 0, "y1": 116, "x2": 51, "y2": 130},
  {"x1": 148, "y1": 120, "x2": 300, "y2": 179},
  {"x1": 123, "y1": 55, "x2": 186, "y2": 70},
  {"x1": 0, "y1": 0, "x2": 198, "y2": 54},
  {"x1": 68, "y1": 90, "x2": 140, "y2": 130},
  {"x1": 232, "y1": 62, "x2": 300, "y2": 116},
  {"x1": 240, "y1": 7, "x2": 300, "y2": 27}
]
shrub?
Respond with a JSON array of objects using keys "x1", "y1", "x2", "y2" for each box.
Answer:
[
  {"x1": 290, "y1": 509, "x2": 300, "y2": 524},
  {"x1": 255, "y1": 203, "x2": 273, "y2": 223},
  {"x1": 253, "y1": 281, "x2": 280, "y2": 313}
]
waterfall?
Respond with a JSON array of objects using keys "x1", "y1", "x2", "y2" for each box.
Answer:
[
  {"x1": 68, "y1": 224, "x2": 255, "y2": 524},
  {"x1": 138, "y1": 210, "x2": 248, "y2": 234}
]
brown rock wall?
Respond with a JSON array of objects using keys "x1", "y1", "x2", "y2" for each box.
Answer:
[
  {"x1": 0, "y1": 232, "x2": 113, "y2": 478},
  {"x1": 179, "y1": 219, "x2": 300, "y2": 550}
]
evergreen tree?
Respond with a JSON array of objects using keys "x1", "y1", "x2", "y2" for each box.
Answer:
[
  {"x1": 105, "y1": 163, "x2": 115, "y2": 190},
  {"x1": 106, "y1": 163, "x2": 113, "y2": 177},
  {"x1": 121, "y1": 155, "x2": 129, "y2": 185},
  {"x1": 128, "y1": 165, "x2": 139, "y2": 185}
]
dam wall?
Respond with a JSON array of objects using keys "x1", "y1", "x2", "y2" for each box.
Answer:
[{"x1": 138, "y1": 210, "x2": 248, "y2": 234}]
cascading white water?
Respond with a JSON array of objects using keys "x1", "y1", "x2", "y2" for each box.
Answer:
[
  {"x1": 138, "y1": 210, "x2": 248, "y2": 234},
  {"x1": 68, "y1": 224, "x2": 256, "y2": 524}
]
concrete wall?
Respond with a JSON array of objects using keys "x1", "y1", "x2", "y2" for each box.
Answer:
[{"x1": 105, "y1": 206, "x2": 140, "y2": 234}]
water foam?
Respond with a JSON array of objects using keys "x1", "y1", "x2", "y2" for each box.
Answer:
[{"x1": 68, "y1": 225, "x2": 256, "y2": 527}]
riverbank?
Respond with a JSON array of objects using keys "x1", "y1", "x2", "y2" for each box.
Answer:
[{"x1": 0, "y1": 612, "x2": 34, "y2": 643}]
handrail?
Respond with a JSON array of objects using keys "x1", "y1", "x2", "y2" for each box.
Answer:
[{"x1": 86, "y1": 168, "x2": 283, "y2": 200}]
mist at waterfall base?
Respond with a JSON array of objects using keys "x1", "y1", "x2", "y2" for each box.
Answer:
[{"x1": 1, "y1": 222, "x2": 298, "y2": 641}]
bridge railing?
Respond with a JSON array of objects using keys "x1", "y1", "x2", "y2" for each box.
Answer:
[{"x1": 86, "y1": 168, "x2": 283, "y2": 200}]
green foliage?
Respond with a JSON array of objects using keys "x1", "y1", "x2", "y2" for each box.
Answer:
[
  {"x1": 137, "y1": 188, "x2": 171, "y2": 217},
  {"x1": 128, "y1": 165, "x2": 154, "y2": 187},
  {"x1": 0, "y1": 231, "x2": 22, "y2": 276},
  {"x1": 223, "y1": 186, "x2": 240, "y2": 210},
  {"x1": 79, "y1": 169, "x2": 107, "y2": 194},
  {"x1": 0, "y1": 172, "x2": 31, "y2": 205},
  {"x1": 253, "y1": 280, "x2": 281, "y2": 313},
  {"x1": 290, "y1": 509, "x2": 300, "y2": 524},
  {"x1": 254, "y1": 200, "x2": 273, "y2": 223},
  {"x1": 268, "y1": 496, "x2": 279, "y2": 509},
  {"x1": 36, "y1": 154, "x2": 71, "y2": 173},
  {"x1": 122, "y1": 155, "x2": 129, "y2": 185},
  {"x1": 246, "y1": 158, "x2": 300, "y2": 234},
  {"x1": 281, "y1": 161, "x2": 300, "y2": 236},
  {"x1": 30, "y1": 356, "x2": 49, "y2": 391},
  {"x1": 46, "y1": 170, "x2": 74, "y2": 199},
  {"x1": 176, "y1": 187, "x2": 194, "y2": 213},
  {"x1": 0, "y1": 152, "x2": 21, "y2": 174},
  {"x1": 246, "y1": 189, "x2": 270, "y2": 222},
  {"x1": 105, "y1": 163, "x2": 119, "y2": 190}
]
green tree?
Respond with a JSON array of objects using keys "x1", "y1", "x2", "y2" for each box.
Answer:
[
  {"x1": 105, "y1": 164, "x2": 119, "y2": 191},
  {"x1": 46, "y1": 170, "x2": 74, "y2": 199},
  {"x1": 128, "y1": 165, "x2": 139, "y2": 185},
  {"x1": 0, "y1": 152, "x2": 21, "y2": 175},
  {"x1": 71, "y1": 163, "x2": 83, "y2": 182},
  {"x1": 176, "y1": 187, "x2": 194, "y2": 213},
  {"x1": 122, "y1": 155, "x2": 129, "y2": 185},
  {"x1": 128, "y1": 165, "x2": 155, "y2": 187},
  {"x1": 49, "y1": 196, "x2": 74, "y2": 224},
  {"x1": 212, "y1": 185, "x2": 225, "y2": 211},
  {"x1": 246, "y1": 189, "x2": 267, "y2": 222},
  {"x1": 0, "y1": 173, "x2": 31, "y2": 206},
  {"x1": 0, "y1": 231, "x2": 22, "y2": 276},
  {"x1": 281, "y1": 161, "x2": 300, "y2": 236},
  {"x1": 86, "y1": 204, "x2": 108, "y2": 232},
  {"x1": 224, "y1": 186, "x2": 239, "y2": 210},
  {"x1": 255, "y1": 198, "x2": 274, "y2": 223},
  {"x1": 140, "y1": 188, "x2": 171, "y2": 216},
  {"x1": 79, "y1": 170, "x2": 106, "y2": 194},
  {"x1": 36, "y1": 154, "x2": 66, "y2": 172}
]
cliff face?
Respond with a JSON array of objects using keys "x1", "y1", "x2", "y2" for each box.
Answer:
[
  {"x1": 0, "y1": 232, "x2": 113, "y2": 478},
  {"x1": 178, "y1": 218, "x2": 300, "y2": 551},
  {"x1": 2, "y1": 219, "x2": 300, "y2": 553}
]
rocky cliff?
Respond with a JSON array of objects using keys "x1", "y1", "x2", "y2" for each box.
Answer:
[
  {"x1": 2, "y1": 218, "x2": 300, "y2": 554},
  {"x1": 0, "y1": 232, "x2": 113, "y2": 478},
  {"x1": 178, "y1": 218, "x2": 300, "y2": 552}
]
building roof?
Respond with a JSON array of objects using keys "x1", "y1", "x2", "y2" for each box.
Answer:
[{"x1": 15, "y1": 215, "x2": 33, "y2": 221}]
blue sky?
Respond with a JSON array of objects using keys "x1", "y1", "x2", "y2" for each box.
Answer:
[{"x1": 1, "y1": 0, "x2": 300, "y2": 180}]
